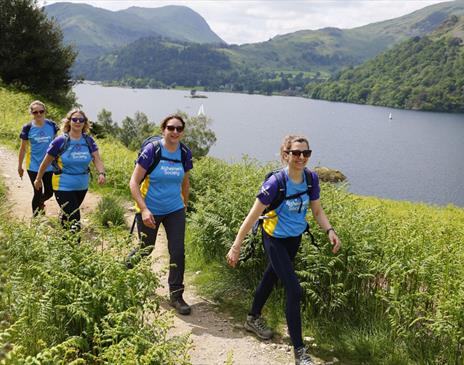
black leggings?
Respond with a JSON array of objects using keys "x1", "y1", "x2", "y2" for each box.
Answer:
[
  {"x1": 250, "y1": 230, "x2": 304, "y2": 349},
  {"x1": 54, "y1": 190, "x2": 87, "y2": 231},
  {"x1": 128, "y1": 208, "x2": 186, "y2": 297},
  {"x1": 27, "y1": 170, "x2": 53, "y2": 216}
]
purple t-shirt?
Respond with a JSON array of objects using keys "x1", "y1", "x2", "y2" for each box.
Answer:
[{"x1": 257, "y1": 168, "x2": 320, "y2": 238}]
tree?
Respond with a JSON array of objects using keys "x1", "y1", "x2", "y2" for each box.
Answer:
[
  {"x1": 118, "y1": 112, "x2": 157, "y2": 150},
  {"x1": 0, "y1": 0, "x2": 76, "y2": 103},
  {"x1": 97, "y1": 108, "x2": 118, "y2": 137},
  {"x1": 177, "y1": 111, "x2": 217, "y2": 159}
]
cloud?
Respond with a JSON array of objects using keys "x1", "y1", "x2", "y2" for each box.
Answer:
[{"x1": 41, "y1": 0, "x2": 449, "y2": 44}]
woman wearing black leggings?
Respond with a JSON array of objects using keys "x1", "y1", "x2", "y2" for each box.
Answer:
[
  {"x1": 34, "y1": 108, "x2": 105, "y2": 232},
  {"x1": 227, "y1": 135, "x2": 341, "y2": 365},
  {"x1": 18, "y1": 100, "x2": 58, "y2": 216}
]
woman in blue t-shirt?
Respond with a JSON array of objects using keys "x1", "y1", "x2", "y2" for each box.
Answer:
[
  {"x1": 18, "y1": 100, "x2": 59, "y2": 216},
  {"x1": 34, "y1": 108, "x2": 106, "y2": 233},
  {"x1": 127, "y1": 114, "x2": 193, "y2": 315},
  {"x1": 226, "y1": 135, "x2": 341, "y2": 365}
]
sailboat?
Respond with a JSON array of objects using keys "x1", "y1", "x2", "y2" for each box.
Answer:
[
  {"x1": 389, "y1": 112, "x2": 392, "y2": 120},
  {"x1": 198, "y1": 104, "x2": 205, "y2": 116}
]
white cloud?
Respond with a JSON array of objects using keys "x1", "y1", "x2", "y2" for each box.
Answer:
[{"x1": 41, "y1": 0, "x2": 449, "y2": 44}]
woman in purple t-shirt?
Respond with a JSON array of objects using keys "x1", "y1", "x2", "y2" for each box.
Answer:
[{"x1": 226, "y1": 135, "x2": 341, "y2": 365}]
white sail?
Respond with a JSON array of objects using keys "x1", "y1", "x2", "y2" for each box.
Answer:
[{"x1": 198, "y1": 104, "x2": 205, "y2": 116}]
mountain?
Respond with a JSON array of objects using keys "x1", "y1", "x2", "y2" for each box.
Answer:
[
  {"x1": 44, "y1": 3, "x2": 224, "y2": 60},
  {"x1": 307, "y1": 15, "x2": 464, "y2": 112},
  {"x1": 225, "y1": 0, "x2": 464, "y2": 72}
]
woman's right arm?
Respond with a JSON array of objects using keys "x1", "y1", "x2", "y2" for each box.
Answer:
[
  {"x1": 18, "y1": 140, "x2": 28, "y2": 178},
  {"x1": 129, "y1": 164, "x2": 156, "y2": 229},
  {"x1": 33, "y1": 154, "x2": 55, "y2": 189},
  {"x1": 226, "y1": 198, "x2": 267, "y2": 268}
]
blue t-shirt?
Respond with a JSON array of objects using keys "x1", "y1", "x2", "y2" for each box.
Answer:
[
  {"x1": 46, "y1": 134, "x2": 98, "y2": 191},
  {"x1": 19, "y1": 120, "x2": 58, "y2": 172},
  {"x1": 136, "y1": 141, "x2": 193, "y2": 216},
  {"x1": 257, "y1": 168, "x2": 320, "y2": 238}
]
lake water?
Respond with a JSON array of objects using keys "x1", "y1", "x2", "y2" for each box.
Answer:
[{"x1": 74, "y1": 83, "x2": 464, "y2": 207}]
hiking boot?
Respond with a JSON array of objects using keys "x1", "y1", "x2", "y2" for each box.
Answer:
[
  {"x1": 294, "y1": 346, "x2": 315, "y2": 365},
  {"x1": 244, "y1": 314, "x2": 273, "y2": 340},
  {"x1": 169, "y1": 295, "x2": 191, "y2": 315}
]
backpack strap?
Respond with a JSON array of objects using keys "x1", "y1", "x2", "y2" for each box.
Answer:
[
  {"x1": 265, "y1": 169, "x2": 287, "y2": 213},
  {"x1": 23, "y1": 122, "x2": 33, "y2": 138},
  {"x1": 145, "y1": 140, "x2": 162, "y2": 177}
]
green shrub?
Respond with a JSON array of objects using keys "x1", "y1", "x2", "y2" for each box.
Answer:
[
  {"x1": 96, "y1": 195, "x2": 127, "y2": 228},
  {"x1": 188, "y1": 156, "x2": 464, "y2": 364},
  {"x1": 0, "y1": 216, "x2": 190, "y2": 363}
]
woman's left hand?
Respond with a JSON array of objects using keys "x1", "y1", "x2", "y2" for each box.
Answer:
[
  {"x1": 328, "y1": 231, "x2": 341, "y2": 254},
  {"x1": 97, "y1": 173, "x2": 106, "y2": 185}
]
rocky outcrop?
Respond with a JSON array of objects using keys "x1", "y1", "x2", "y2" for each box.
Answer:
[{"x1": 314, "y1": 166, "x2": 347, "y2": 183}]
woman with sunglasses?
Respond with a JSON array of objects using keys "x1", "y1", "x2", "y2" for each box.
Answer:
[
  {"x1": 127, "y1": 115, "x2": 193, "y2": 315},
  {"x1": 226, "y1": 135, "x2": 341, "y2": 365},
  {"x1": 18, "y1": 100, "x2": 59, "y2": 216},
  {"x1": 34, "y1": 108, "x2": 106, "y2": 233}
]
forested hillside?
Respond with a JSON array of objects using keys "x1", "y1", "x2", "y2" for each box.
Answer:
[
  {"x1": 76, "y1": 37, "x2": 318, "y2": 93},
  {"x1": 307, "y1": 15, "x2": 464, "y2": 112}
]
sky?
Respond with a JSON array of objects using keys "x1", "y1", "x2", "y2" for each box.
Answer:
[{"x1": 40, "y1": 0, "x2": 451, "y2": 44}]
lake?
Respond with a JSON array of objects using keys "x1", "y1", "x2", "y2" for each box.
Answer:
[{"x1": 74, "y1": 83, "x2": 464, "y2": 207}]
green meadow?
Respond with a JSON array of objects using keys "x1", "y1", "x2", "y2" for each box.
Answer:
[{"x1": 1, "y1": 84, "x2": 463, "y2": 364}]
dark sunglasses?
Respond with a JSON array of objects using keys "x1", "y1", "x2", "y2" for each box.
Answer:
[
  {"x1": 166, "y1": 125, "x2": 184, "y2": 132},
  {"x1": 286, "y1": 149, "x2": 312, "y2": 158},
  {"x1": 71, "y1": 117, "x2": 86, "y2": 123},
  {"x1": 32, "y1": 110, "x2": 45, "y2": 115}
]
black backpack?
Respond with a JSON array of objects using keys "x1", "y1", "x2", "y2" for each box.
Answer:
[
  {"x1": 136, "y1": 136, "x2": 190, "y2": 181},
  {"x1": 51, "y1": 133, "x2": 94, "y2": 175},
  {"x1": 240, "y1": 168, "x2": 317, "y2": 263}
]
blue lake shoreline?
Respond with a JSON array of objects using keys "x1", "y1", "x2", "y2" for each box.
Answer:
[{"x1": 74, "y1": 83, "x2": 464, "y2": 207}]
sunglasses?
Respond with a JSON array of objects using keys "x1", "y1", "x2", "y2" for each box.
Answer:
[
  {"x1": 286, "y1": 149, "x2": 312, "y2": 158},
  {"x1": 71, "y1": 117, "x2": 86, "y2": 123},
  {"x1": 166, "y1": 125, "x2": 184, "y2": 132},
  {"x1": 32, "y1": 110, "x2": 45, "y2": 115}
]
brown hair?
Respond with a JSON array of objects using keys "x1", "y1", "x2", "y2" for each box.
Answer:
[
  {"x1": 61, "y1": 108, "x2": 90, "y2": 134},
  {"x1": 280, "y1": 135, "x2": 310, "y2": 164},
  {"x1": 160, "y1": 114, "x2": 185, "y2": 130},
  {"x1": 29, "y1": 100, "x2": 46, "y2": 114}
]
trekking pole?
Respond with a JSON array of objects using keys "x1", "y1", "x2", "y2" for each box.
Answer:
[{"x1": 130, "y1": 215, "x2": 136, "y2": 235}]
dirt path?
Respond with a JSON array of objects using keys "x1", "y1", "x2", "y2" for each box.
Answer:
[
  {"x1": 0, "y1": 145, "x2": 101, "y2": 220},
  {"x1": 0, "y1": 145, "x2": 331, "y2": 365},
  {"x1": 150, "y1": 232, "x2": 297, "y2": 365}
]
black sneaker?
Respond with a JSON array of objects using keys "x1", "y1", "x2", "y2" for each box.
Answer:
[
  {"x1": 169, "y1": 295, "x2": 191, "y2": 315},
  {"x1": 244, "y1": 314, "x2": 273, "y2": 340},
  {"x1": 294, "y1": 346, "x2": 315, "y2": 365}
]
